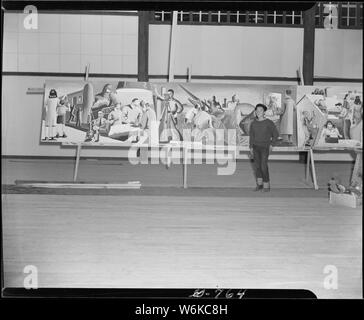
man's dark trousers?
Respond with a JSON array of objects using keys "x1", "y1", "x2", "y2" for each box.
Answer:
[{"x1": 253, "y1": 144, "x2": 270, "y2": 182}]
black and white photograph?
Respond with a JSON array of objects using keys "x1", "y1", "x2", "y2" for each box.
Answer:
[{"x1": 1, "y1": 0, "x2": 363, "y2": 305}]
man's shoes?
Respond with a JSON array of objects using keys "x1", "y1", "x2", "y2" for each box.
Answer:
[
  {"x1": 262, "y1": 182, "x2": 270, "y2": 192},
  {"x1": 62, "y1": 134, "x2": 67, "y2": 138},
  {"x1": 254, "y1": 185, "x2": 263, "y2": 192},
  {"x1": 55, "y1": 133, "x2": 59, "y2": 138}
]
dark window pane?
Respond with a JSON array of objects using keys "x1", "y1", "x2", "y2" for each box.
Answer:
[
  {"x1": 229, "y1": 14, "x2": 238, "y2": 23},
  {"x1": 238, "y1": 13, "x2": 247, "y2": 23},
  {"x1": 315, "y1": 16, "x2": 321, "y2": 26},
  {"x1": 220, "y1": 13, "x2": 228, "y2": 23},
  {"x1": 349, "y1": 17, "x2": 356, "y2": 26},
  {"x1": 211, "y1": 13, "x2": 218, "y2": 22},
  {"x1": 286, "y1": 15, "x2": 293, "y2": 24},
  {"x1": 257, "y1": 14, "x2": 265, "y2": 23},
  {"x1": 182, "y1": 13, "x2": 190, "y2": 21},
  {"x1": 341, "y1": 18, "x2": 348, "y2": 26},
  {"x1": 294, "y1": 16, "x2": 302, "y2": 24},
  {"x1": 201, "y1": 13, "x2": 209, "y2": 22},
  {"x1": 349, "y1": 7, "x2": 356, "y2": 17},
  {"x1": 267, "y1": 15, "x2": 275, "y2": 24},
  {"x1": 164, "y1": 12, "x2": 171, "y2": 21},
  {"x1": 192, "y1": 13, "x2": 200, "y2": 22},
  {"x1": 275, "y1": 15, "x2": 283, "y2": 24},
  {"x1": 248, "y1": 13, "x2": 257, "y2": 23},
  {"x1": 341, "y1": 7, "x2": 348, "y2": 16}
]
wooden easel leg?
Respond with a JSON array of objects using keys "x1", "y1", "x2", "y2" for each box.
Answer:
[
  {"x1": 351, "y1": 152, "x2": 361, "y2": 184},
  {"x1": 309, "y1": 148, "x2": 319, "y2": 190},
  {"x1": 305, "y1": 149, "x2": 311, "y2": 182},
  {"x1": 183, "y1": 146, "x2": 188, "y2": 189},
  {"x1": 73, "y1": 143, "x2": 82, "y2": 182}
]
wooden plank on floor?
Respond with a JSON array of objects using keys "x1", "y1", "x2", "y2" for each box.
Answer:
[
  {"x1": 15, "y1": 181, "x2": 141, "y2": 189},
  {"x1": 15, "y1": 180, "x2": 141, "y2": 185}
]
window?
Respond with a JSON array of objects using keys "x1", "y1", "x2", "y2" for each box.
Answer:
[
  {"x1": 340, "y1": 2, "x2": 360, "y2": 27},
  {"x1": 151, "y1": 4, "x2": 362, "y2": 28},
  {"x1": 315, "y1": 2, "x2": 362, "y2": 29},
  {"x1": 286, "y1": 11, "x2": 303, "y2": 24}
]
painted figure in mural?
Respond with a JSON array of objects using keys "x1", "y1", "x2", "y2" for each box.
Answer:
[
  {"x1": 75, "y1": 104, "x2": 82, "y2": 127},
  {"x1": 68, "y1": 100, "x2": 76, "y2": 123},
  {"x1": 94, "y1": 84, "x2": 112, "y2": 105},
  {"x1": 166, "y1": 89, "x2": 184, "y2": 123},
  {"x1": 280, "y1": 90, "x2": 296, "y2": 144},
  {"x1": 156, "y1": 90, "x2": 184, "y2": 142},
  {"x1": 340, "y1": 91, "x2": 355, "y2": 139},
  {"x1": 265, "y1": 94, "x2": 283, "y2": 134},
  {"x1": 92, "y1": 111, "x2": 108, "y2": 142},
  {"x1": 225, "y1": 94, "x2": 240, "y2": 111},
  {"x1": 314, "y1": 97, "x2": 328, "y2": 113},
  {"x1": 108, "y1": 103, "x2": 124, "y2": 130},
  {"x1": 350, "y1": 96, "x2": 363, "y2": 142},
  {"x1": 90, "y1": 84, "x2": 113, "y2": 119},
  {"x1": 56, "y1": 95, "x2": 70, "y2": 138},
  {"x1": 249, "y1": 104, "x2": 279, "y2": 192},
  {"x1": 185, "y1": 100, "x2": 214, "y2": 143},
  {"x1": 43, "y1": 89, "x2": 60, "y2": 141},
  {"x1": 138, "y1": 101, "x2": 157, "y2": 140},
  {"x1": 321, "y1": 120, "x2": 343, "y2": 143},
  {"x1": 302, "y1": 110, "x2": 319, "y2": 146},
  {"x1": 208, "y1": 97, "x2": 225, "y2": 117},
  {"x1": 122, "y1": 98, "x2": 143, "y2": 126}
]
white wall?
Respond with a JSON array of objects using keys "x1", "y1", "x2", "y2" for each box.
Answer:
[
  {"x1": 149, "y1": 24, "x2": 304, "y2": 78},
  {"x1": 3, "y1": 13, "x2": 138, "y2": 74},
  {"x1": 314, "y1": 28, "x2": 363, "y2": 79}
]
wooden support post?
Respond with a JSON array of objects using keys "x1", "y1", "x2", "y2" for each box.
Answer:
[
  {"x1": 309, "y1": 148, "x2": 319, "y2": 190},
  {"x1": 168, "y1": 11, "x2": 178, "y2": 82},
  {"x1": 73, "y1": 143, "x2": 82, "y2": 182},
  {"x1": 351, "y1": 151, "x2": 362, "y2": 184},
  {"x1": 182, "y1": 145, "x2": 188, "y2": 189},
  {"x1": 187, "y1": 65, "x2": 192, "y2": 82},
  {"x1": 305, "y1": 149, "x2": 311, "y2": 181},
  {"x1": 303, "y1": 4, "x2": 316, "y2": 85},
  {"x1": 138, "y1": 11, "x2": 150, "y2": 82}
]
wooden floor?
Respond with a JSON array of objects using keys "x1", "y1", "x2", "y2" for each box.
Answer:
[{"x1": 2, "y1": 158, "x2": 362, "y2": 299}]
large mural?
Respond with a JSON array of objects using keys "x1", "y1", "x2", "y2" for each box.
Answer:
[
  {"x1": 40, "y1": 81, "x2": 362, "y2": 150},
  {"x1": 41, "y1": 80, "x2": 298, "y2": 147},
  {"x1": 296, "y1": 86, "x2": 363, "y2": 149}
]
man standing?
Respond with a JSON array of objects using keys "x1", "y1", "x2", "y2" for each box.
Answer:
[{"x1": 249, "y1": 104, "x2": 279, "y2": 192}]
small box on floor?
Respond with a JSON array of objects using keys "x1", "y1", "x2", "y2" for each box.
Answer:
[{"x1": 329, "y1": 191, "x2": 361, "y2": 208}]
